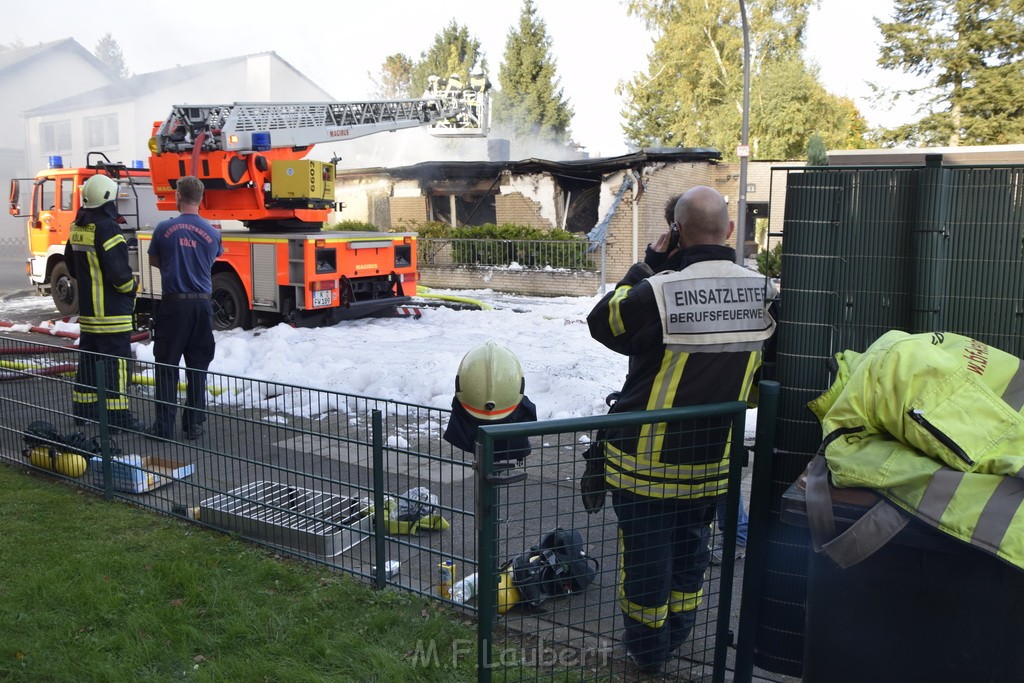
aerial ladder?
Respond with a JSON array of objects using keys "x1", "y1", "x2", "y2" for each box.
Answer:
[
  {"x1": 147, "y1": 76, "x2": 489, "y2": 229},
  {"x1": 13, "y1": 76, "x2": 489, "y2": 329}
]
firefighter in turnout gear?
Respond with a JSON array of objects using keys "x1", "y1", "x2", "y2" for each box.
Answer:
[
  {"x1": 587, "y1": 186, "x2": 776, "y2": 673},
  {"x1": 443, "y1": 341, "x2": 537, "y2": 461},
  {"x1": 64, "y1": 174, "x2": 141, "y2": 430}
]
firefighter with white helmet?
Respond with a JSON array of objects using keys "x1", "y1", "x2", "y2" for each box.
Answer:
[
  {"x1": 444, "y1": 341, "x2": 536, "y2": 460},
  {"x1": 455, "y1": 341, "x2": 525, "y2": 421},
  {"x1": 64, "y1": 173, "x2": 141, "y2": 430}
]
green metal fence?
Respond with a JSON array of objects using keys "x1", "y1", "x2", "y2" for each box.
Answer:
[
  {"x1": 0, "y1": 335, "x2": 477, "y2": 601},
  {"x1": 472, "y1": 383, "x2": 780, "y2": 682},
  {"x1": 418, "y1": 238, "x2": 601, "y2": 272},
  {"x1": 757, "y1": 162, "x2": 1024, "y2": 676},
  {"x1": 0, "y1": 335, "x2": 776, "y2": 681}
]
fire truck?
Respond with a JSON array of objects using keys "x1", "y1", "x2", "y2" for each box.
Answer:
[{"x1": 10, "y1": 77, "x2": 489, "y2": 330}]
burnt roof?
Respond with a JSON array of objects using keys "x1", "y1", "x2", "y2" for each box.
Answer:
[{"x1": 335, "y1": 147, "x2": 722, "y2": 182}]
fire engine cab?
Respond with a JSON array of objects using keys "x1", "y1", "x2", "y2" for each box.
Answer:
[{"x1": 10, "y1": 76, "x2": 489, "y2": 330}]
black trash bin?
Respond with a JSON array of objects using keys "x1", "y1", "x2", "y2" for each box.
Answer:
[{"x1": 782, "y1": 472, "x2": 1024, "y2": 683}]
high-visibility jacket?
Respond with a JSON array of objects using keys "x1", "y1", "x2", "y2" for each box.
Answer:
[
  {"x1": 64, "y1": 203, "x2": 136, "y2": 335},
  {"x1": 808, "y1": 330, "x2": 1024, "y2": 569},
  {"x1": 588, "y1": 245, "x2": 776, "y2": 499}
]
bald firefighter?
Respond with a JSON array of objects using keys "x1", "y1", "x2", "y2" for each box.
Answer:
[{"x1": 586, "y1": 186, "x2": 776, "y2": 673}]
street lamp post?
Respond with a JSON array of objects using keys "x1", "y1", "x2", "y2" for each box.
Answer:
[{"x1": 737, "y1": 0, "x2": 750, "y2": 265}]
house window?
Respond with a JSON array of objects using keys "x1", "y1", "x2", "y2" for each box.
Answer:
[
  {"x1": 84, "y1": 113, "x2": 119, "y2": 148},
  {"x1": 40, "y1": 120, "x2": 72, "y2": 154}
]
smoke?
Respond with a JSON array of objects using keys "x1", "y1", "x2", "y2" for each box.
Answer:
[
  {"x1": 318, "y1": 120, "x2": 587, "y2": 172},
  {"x1": 322, "y1": 129, "x2": 490, "y2": 170}
]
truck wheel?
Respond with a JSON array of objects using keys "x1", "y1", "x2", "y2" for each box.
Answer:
[
  {"x1": 211, "y1": 272, "x2": 251, "y2": 331},
  {"x1": 50, "y1": 261, "x2": 78, "y2": 316}
]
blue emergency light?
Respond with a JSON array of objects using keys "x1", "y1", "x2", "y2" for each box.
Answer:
[
  {"x1": 47, "y1": 155, "x2": 63, "y2": 169},
  {"x1": 252, "y1": 132, "x2": 271, "y2": 152},
  {"x1": 130, "y1": 160, "x2": 145, "y2": 169}
]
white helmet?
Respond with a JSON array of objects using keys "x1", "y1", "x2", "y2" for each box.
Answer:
[
  {"x1": 81, "y1": 174, "x2": 119, "y2": 209},
  {"x1": 455, "y1": 341, "x2": 525, "y2": 421}
]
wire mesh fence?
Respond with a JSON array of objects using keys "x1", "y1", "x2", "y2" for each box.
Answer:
[
  {"x1": 470, "y1": 399, "x2": 778, "y2": 682},
  {"x1": 0, "y1": 335, "x2": 477, "y2": 601},
  {"x1": 0, "y1": 335, "x2": 772, "y2": 681},
  {"x1": 418, "y1": 238, "x2": 600, "y2": 272}
]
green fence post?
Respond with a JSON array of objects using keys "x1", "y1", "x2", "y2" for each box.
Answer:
[
  {"x1": 95, "y1": 358, "x2": 113, "y2": 500},
  {"x1": 912, "y1": 159, "x2": 950, "y2": 332},
  {"x1": 713, "y1": 409, "x2": 748, "y2": 683},
  {"x1": 475, "y1": 426, "x2": 529, "y2": 680},
  {"x1": 735, "y1": 380, "x2": 780, "y2": 682},
  {"x1": 371, "y1": 409, "x2": 387, "y2": 590},
  {"x1": 475, "y1": 431, "x2": 496, "y2": 683}
]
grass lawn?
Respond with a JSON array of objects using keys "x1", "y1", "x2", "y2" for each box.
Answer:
[{"x1": 0, "y1": 465, "x2": 479, "y2": 682}]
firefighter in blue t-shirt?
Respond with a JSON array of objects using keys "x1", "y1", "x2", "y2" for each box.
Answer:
[{"x1": 145, "y1": 176, "x2": 223, "y2": 440}]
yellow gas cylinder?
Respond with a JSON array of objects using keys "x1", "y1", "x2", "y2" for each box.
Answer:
[
  {"x1": 28, "y1": 446, "x2": 54, "y2": 470},
  {"x1": 497, "y1": 564, "x2": 520, "y2": 614},
  {"x1": 27, "y1": 446, "x2": 87, "y2": 477},
  {"x1": 53, "y1": 451, "x2": 88, "y2": 478}
]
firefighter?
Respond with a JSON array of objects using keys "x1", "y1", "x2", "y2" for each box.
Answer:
[
  {"x1": 145, "y1": 176, "x2": 222, "y2": 441},
  {"x1": 64, "y1": 174, "x2": 141, "y2": 430},
  {"x1": 442, "y1": 341, "x2": 537, "y2": 461},
  {"x1": 586, "y1": 186, "x2": 776, "y2": 673}
]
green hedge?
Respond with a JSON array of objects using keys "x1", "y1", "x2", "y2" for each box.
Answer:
[
  {"x1": 414, "y1": 223, "x2": 590, "y2": 269},
  {"x1": 328, "y1": 220, "x2": 379, "y2": 232}
]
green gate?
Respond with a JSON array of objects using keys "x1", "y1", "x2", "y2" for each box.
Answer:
[{"x1": 757, "y1": 160, "x2": 1024, "y2": 676}]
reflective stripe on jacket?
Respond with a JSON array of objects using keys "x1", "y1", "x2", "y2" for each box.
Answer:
[
  {"x1": 809, "y1": 330, "x2": 1024, "y2": 568},
  {"x1": 588, "y1": 245, "x2": 776, "y2": 500},
  {"x1": 64, "y1": 203, "x2": 136, "y2": 335}
]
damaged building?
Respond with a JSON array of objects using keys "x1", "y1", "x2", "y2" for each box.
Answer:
[{"x1": 334, "y1": 149, "x2": 781, "y2": 296}]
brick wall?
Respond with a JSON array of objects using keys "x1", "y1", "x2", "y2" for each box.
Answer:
[
  {"x1": 495, "y1": 193, "x2": 549, "y2": 229},
  {"x1": 389, "y1": 195, "x2": 429, "y2": 228},
  {"x1": 602, "y1": 163, "x2": 715, "y2": 283},
  {"x1": 419, "y1": 265, "x2": 600, "y2": 298}
]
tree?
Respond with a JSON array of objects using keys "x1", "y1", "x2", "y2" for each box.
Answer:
[
  {"x1": 0, "y1": 39, "x2": 25, "y2": 52},
  {"x1": 94, "y1": 33, "x2": 130, "y2": 78},
  {"x1": 369, "y1": 53, "x2": 414, "y2": 99},
  {"x1": 409, "y1": 21, "x2": 486, "y2": 98},
  {"x1": 492, "y1": 0, "x2": 574, "y2": 145},
  {"x1": 620, "y1": 0, "x2": 868, "y2": 159},
  {"x1": 806, "y1": 133, "x2": 828, "y2": 165},
  {"x1": 877, "y1": 0, "x2": 1024, "y2": 146}
]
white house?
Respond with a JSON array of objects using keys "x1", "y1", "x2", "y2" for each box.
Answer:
[
  {"x1": 0, "y1": 39, "x2": 117, "y2": 241},
  {"x1": 3, "y1": 42, "x2": 340, "y2": 242},
  {"x1": 21, "y1": 51, "x2": 334, "y2": 173}
]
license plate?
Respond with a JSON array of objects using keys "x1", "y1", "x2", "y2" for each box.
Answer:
[{"x1": 312, "y1": 290, "x2": 333, "y2": 308}]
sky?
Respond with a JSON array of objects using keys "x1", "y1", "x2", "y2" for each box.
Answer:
[
  {"x1": 3, "y1": 0, "x2": 926, "y2": 158},
  {"x1": 0, "y1": 288, "x2": 759, "y2": 439}
]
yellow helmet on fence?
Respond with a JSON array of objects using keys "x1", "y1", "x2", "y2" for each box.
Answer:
[{"x1": 455, "y1": 341, "x2": 524, "y2": 421}]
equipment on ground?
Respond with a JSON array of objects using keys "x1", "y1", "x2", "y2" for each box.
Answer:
[
  {"x1": 11, "y1": 76, "x2": 489, "y2": 329},
  {"x1": 507, "y1": 528, "x2": 598, "y2": 610},
  {"x1": 21, "y1": 421, "x2": 106, "y2": 478}
]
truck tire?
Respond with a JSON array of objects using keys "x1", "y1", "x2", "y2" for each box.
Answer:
[
  {"x1": 211, "y1": 272, "x2": 251, "y2": 331},
  {"x1": 50, "y1": 261, "x2": 78, "y2": 316}
]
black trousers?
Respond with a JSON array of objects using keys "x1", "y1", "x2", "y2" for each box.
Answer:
[
  {"x1": 73, "y1": 332, "x2": 135, "y2": 427},
  {"x1": 152, "y1": 299, "x2": 215, "y2": 436},
  {"x1": 611, "y1": 488, "x2": 715, "y2": 669}
]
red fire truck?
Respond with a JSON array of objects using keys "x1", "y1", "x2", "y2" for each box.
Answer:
[{"x1": 10, "y1": 77, "x2": 488, "y2": 329}]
